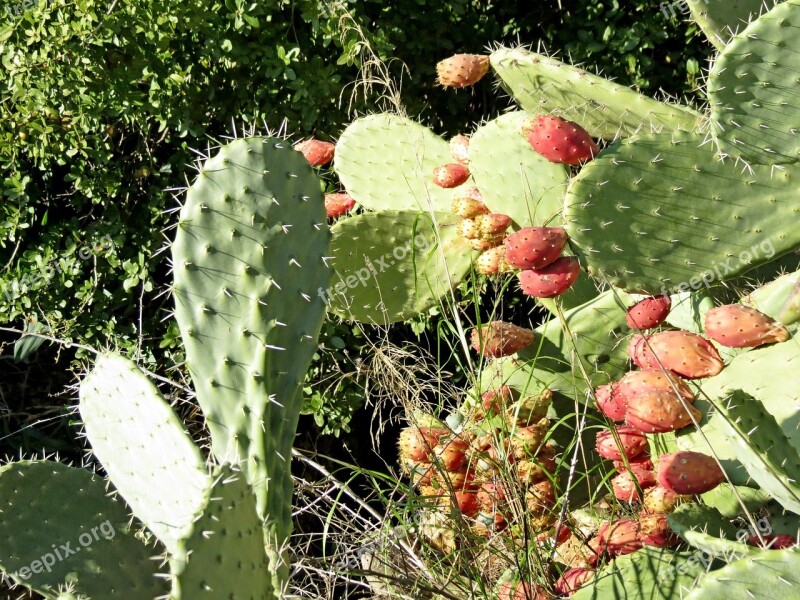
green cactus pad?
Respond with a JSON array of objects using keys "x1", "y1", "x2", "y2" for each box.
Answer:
[
  {"x1": 333, "y1": 114, "x2": 455, "y2": 212},
  {"x1": 686, "y1": 0, "x2": 771, "y2": 49},
  {"x1": 0, "y1": 461, "x2": 169, "y2": 599},
  {"x1": 327, "y1": 211, "x2": 474, "y2": 323},
  {"x1": 79, "y1": 353, "x2": 210, "y2": 556},
  {"x1": 482, "y1": 288, "x2": 632, "y2": 404},
  {"x1": 701, "y1": 483, "x2": 771, "y2": 518},
  {"x1": 708, "y1": 0, "x2": 800, "y2": 164},
  {"x1": 490, "y1": 47, "x2": 702, "y2": 140},
  {"x1": 668, "y1": 504, "x2": 758, "y2": 559},
  {"x1": 564, "y1": 131, "x2": 800, "y2": 294},
  {"x1": 172, "y1": 137, "x2": 330, "y2": 581},
  {"x1": 685, "y1": 549, "x2": 800, "y2": 600},
  {"x1": 468, "y1": 111, "x2": 569, "y2": 227},
  {"x1": 173, "y1": 464, "x2": 271, "y2": 599},
  {"x1": 572, "y1": 547, "x2": 705, "y2": 600}
]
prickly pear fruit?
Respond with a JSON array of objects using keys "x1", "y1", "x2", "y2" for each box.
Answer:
[
  {"x1": 522, "y1": 115, "x2": 599, "y2": 165},
  {"x1": 475, "y1": 385, "x2": 514, "y2": 419},
  {"x1": 456, "y1": 217, "x2": 482, "y2": 240},
  {"x1": 476, "y1": 245, "x2": 510, "y2": 276},
  {"x1": 638, "y1": 513, "x2": 679, "y2": 548},
  {"x1": 747, "y1": 534, "x2": 797, "y2": 550},
  {"x1": 498, "y1": 580, "x2": 550, "y2": 600},
  {"x1": 468, "y1": 236, "x2": 504, "y2": 252},
  {"x1": 398, "y1": 426, "x2": 448, "y2": 462},
  {"x1": 449, "y1": 134, "x2": 470, "y2": 164},
  {"x1": 517, "y1": 445, "x2": 557, "y2": 484},
  {"x1": 612, "y1": 452, "x2": 654, "y2": 471},
  {"x1": 449, "y1": 490, "x2": 480, "y2": 517},
  {"x1": 431, "y1": 465, "x2": 475, "y2": 492},
  {"x1": 324, "y1": 193, "x2": 356, "y2": 219},
  {"x1": 704, "y1": 304, "x2": 790, "y2": 348},
  {"x1": 629, "y1": 330, "x2": 724, "y2": 379},
  {"x1": 470, "y1": 321, "x2": 535, "y2": 357},
  {"x1": 436, "y1": 53, "x2": 490, "y2": 88},
  {"x1": 475, "y1": 213, "x2": 511, "y2": 238},
  {"x1": 625, "y1": 390, "x2": 702, "y2": 433},
  {"x1": 615, "y1": 369, "x2": 695, "y2": 406},
  {"x1": 643, "y1": 486, "x2": 688, "y2": 514},
  {"x1": 433, "y1": 436, "x2": 470, "y2": 471},
  {"x1": 555, "y1": 567, "x2": 595, "y2": 596},
  {"x1": 657, "y1": 451, "x2": 725, "y2": 495},
  {"x1": 626, "y1": 295, "x2": 672, "y2": 330},
  {"x1": 603, "y1": 518, "x2": 643, "y2": 556},
  {"x1": 525, "y1": 478, "x2": 556, "y2": 513},
  {"x1": 433, "y1": 163, "x2": 470, "y2": 188},
  {"x1": 506, "y1": 390, "x2": 553, "y2": 426},
  {"x1": 451, "y1": 188, "x2": 488, "y2": 218},
  {"x1": 504, "y1": 227, "x2": 568, "y2": 270},
  {"x1": 518, "y1": 257, "x2": 580, "y2": 298},
  {"x1": 595, "y1": 382, "x2": 626, "y2": 422},
  {"x1": 509, "y1": 420, "x2": 549, "y2": 459},
  {"x1": 612, "y1": 466, "x2": 656, "y2": 502},
  {"x1": 595, "y1": 426, "x2": 648, "y2": 461},
  {"x1": 293, "y1": 138, "x2": 335, "y2": 167}
]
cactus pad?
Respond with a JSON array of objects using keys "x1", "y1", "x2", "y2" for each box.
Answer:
[
  {"x1": 686, "y1": 0, "x2": 771, "y2": 49},
  {"x1": 328, "y1": 211, "x2": 474, "y2": 323},
  {"x1": 79, "y1": 352, "x2": 210, "y2": 556},
  {"x1": 0, "y1": 461, "x2": 168, "y2": 599},
  {"x1": 333, "y1": 114, "x2": 454, "y2": 212},
  {"x1": 468, "y1": 111, "x2": 568, "y2": 227},
  {"x1": 564, "y1": 131, "x2": 800, "y2": 293},
  {"x1": 685, "y1": 549, "x2": 800, "y2": 600},
  {"x1": 173, "y1": 464, "x2": 271, "y2": 599},
  {"x1": 708, "y1": 1, "x2": 800, "y2": 164},
  {"x1": 743, "y1": 268, "x2": 800, "y2": 325},
  {"x1": 490, "y1": 47, "x2": 701, "y2": 140},
  {"x1": 667, "y1": 504, "x2": 756, "y2": 558}
]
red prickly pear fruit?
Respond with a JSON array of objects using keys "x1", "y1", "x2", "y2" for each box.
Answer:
[
  {"x1": 509, "y1": 421, "x2": 549, "y2": 459},
  {"x1": 436, "y1": 53, "x2": 490, "y2": 88},
  {"x1": 537, "y1": 524, "x2": 572, "y2": 547},
  {"x1": 611, "y1": 466, "x2": 656, "y2": 502},
  {"x1": 324, "y1": 193, "x2": 356, "y2": 219},
  {"x1": 643, "y1": 486, "x2": 688, "y2": 514},
  {"x1": 433, "y1": 437, "x2": 470, "y2": 471},
  {"x1": 626, "y1": 295, "x2": 672, "y2": 330},
  {"x1": 612, "y1": 452, "x2": 654, "y2": 470},
  {"x1": 625, "y1": 390, "x2": 702, "y2": 433},
  {"x1": 615, "y1": 369, "x2": 695, "y2": 406},
  {"x1": 456, "y1": 217, "x2": 482, "y2": 240},
  {"x1": 431, "y1": 465, "x2": 476, "y2": 492},
  {"x1": 475, "y1": 213, "x2": 512, "y2": 238},
  {"x1": 476, "y1": 246, "x2": 510, "y2": 276},
  {"x1": 504, "y1": 227, "x2": 569, "y2": 270},
  {"x1": 468, "y1": 236, "x2": 504, "y2": 251},
  {"x1": 451, "y1": 188, "x2": 488, "y2": 218},
  {"x1": 704, "y1": 304, "x2": 790, "y2": 348},
  {"x1": 638, "y1": 513, "x2": 679, "y2": 548},
  {"x1": 595, "y1": 426, "x2": 648, "y2": 461},
  {"x1": 497, "y1": 580, "x2": 549, "y2": 600},
  {"x1": 657, "y1": 451, "x2": 725, "y2": 495},
  {"x1": 555, "y1": 567, "x2": 595, "y2": 596},
  {"x1": 522, "y1": 115, "x2": 599, "y2": 165},
  {"x1": 477, "y1": 385, "x2": 514, "y2": 418},
  {"x1": 449, "y1": 134, "x2": 471, "y2": 164},
  {"x1": 630, "y1": 330, "x2": 724, "y2": 379},
  {"x1": 518, "y1": 257, "x2": 581, "y2": 298},
  {"x1": 453, "y1": 490, "x2": 480, "y2": 517},
  {"x1": 595, "y1": 382, "x2": 626, "y2": 422},
  {"x1": 433, "y1": 163, "x2": 470, "y2": 188},
  {"x1": 525, "y1": 478, "x2": 556, "y2": 513},
  {"x1": 603, "y1": 518, "x2": 643, "y2": 556},
  {"x1": 747, "y1": 533, "x2": 797, "y2": 549},
  {"x1": 470, "y1": 321, "x2": 535, "y2": 357},
  {"x1": 628, "y1": 333, "x2": 648, "y2": 364},
  {"x1": 398, "y1": 426, "x2": 445, "y2": 462},
  {"x1": 293, "y1": 139, "x2": 335, "y2": 167}
]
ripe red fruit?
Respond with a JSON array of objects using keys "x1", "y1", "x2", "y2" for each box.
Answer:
[
  {"x1": 704, "y1": 304, "x2": 790, "y2": 348},
  {"x1": 638, "y1": 513, "x2": 679, "y2": 548},
  {"x1": 595, "y1": 426, "x2": 648, "y2": 461},
  {"x1": 476, "y1": 213, "x2": 512, "y2": 238},
  {"x1": 398, "y1": 426, "x2": 443, "y2": 462},
  {"x1": 626, "y1": 295, "x2": 672, "y2": 330},
  {"x1": 629, "y1": 330, "x2": 724, "y2": 379},
  {"x1": 436, "y1": 54, "x2": 490, "y2": 88},
  {"x1": 433, "y1": 163, "x2": 470, "y2": 188},
  {"x1": 477, "y1": 385, "x2": 514, "y2": 418},
  {"x1": 746, "y1": 533, "x2": 797, "y2": 549},
  {"x1": 504, "y1": 227, "x2": 568, "y2": 270},
  {"x1": 518, "y1": 257, "x2": 580, "y2": 298},
  {"x1": 497, "y1": 580, "x2": 549, "y2": 600},
  {"x1": 612, "y1": 452, "x2": 654, "y2": 471},
  {"x1": 449, "y1": 134, "x2": 471, "y2": 164},
  {"x1": 603, "y1": 518, "x2": 643, "y2": 556},
  {"x1": 470, "y1": 321, "x2": 535, "y2": 357},
  {"x1": 614, "y1": 369, "x2": 695, "y2": 407},
  {"x1": 555, "y1": 567, "x2": 595, "y2": 596},
  {"x1": 324, "y1": 193, "x2": 356, "y2": 219},
  {"x1": 433, "y1": 437, "x2": 470, "y2": 471},
  {"x1": 657, "y1": 451, "x2": 725, "y2": 495},
  {"x1": 522, "y1": 115, "x2": 599, "y2": 165},
  {"x1": 293, "y1": 139, "x2": 335, "y2": 167},
  {"x1": 611, "y1": 466, "x2": 656, "y2": 502},
  {"x1": 625, "y1": 390, "x2": 702, "y2": 433},
  {"x1": 595, "y1": 382, "x2": 626, "y2": 422},
  {"x1": 453, "y1": 490, "x2": 480, "y2": 517}
]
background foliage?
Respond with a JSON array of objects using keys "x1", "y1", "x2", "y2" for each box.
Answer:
[{"x1": 0, "y1": 0, "x2": 712, "y2": 448}]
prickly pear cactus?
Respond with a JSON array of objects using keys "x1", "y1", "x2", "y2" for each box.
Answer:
[
  {"x1": 685, "y1": 0, "x2": 771, "y2": 49},
  {"x1": 685, "y1": 549, "x2": 800, "y2": 600}
]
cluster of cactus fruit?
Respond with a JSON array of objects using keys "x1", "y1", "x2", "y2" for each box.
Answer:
[{"x1": 3, "y1": 1, "x2": 800, "y2": 599}]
